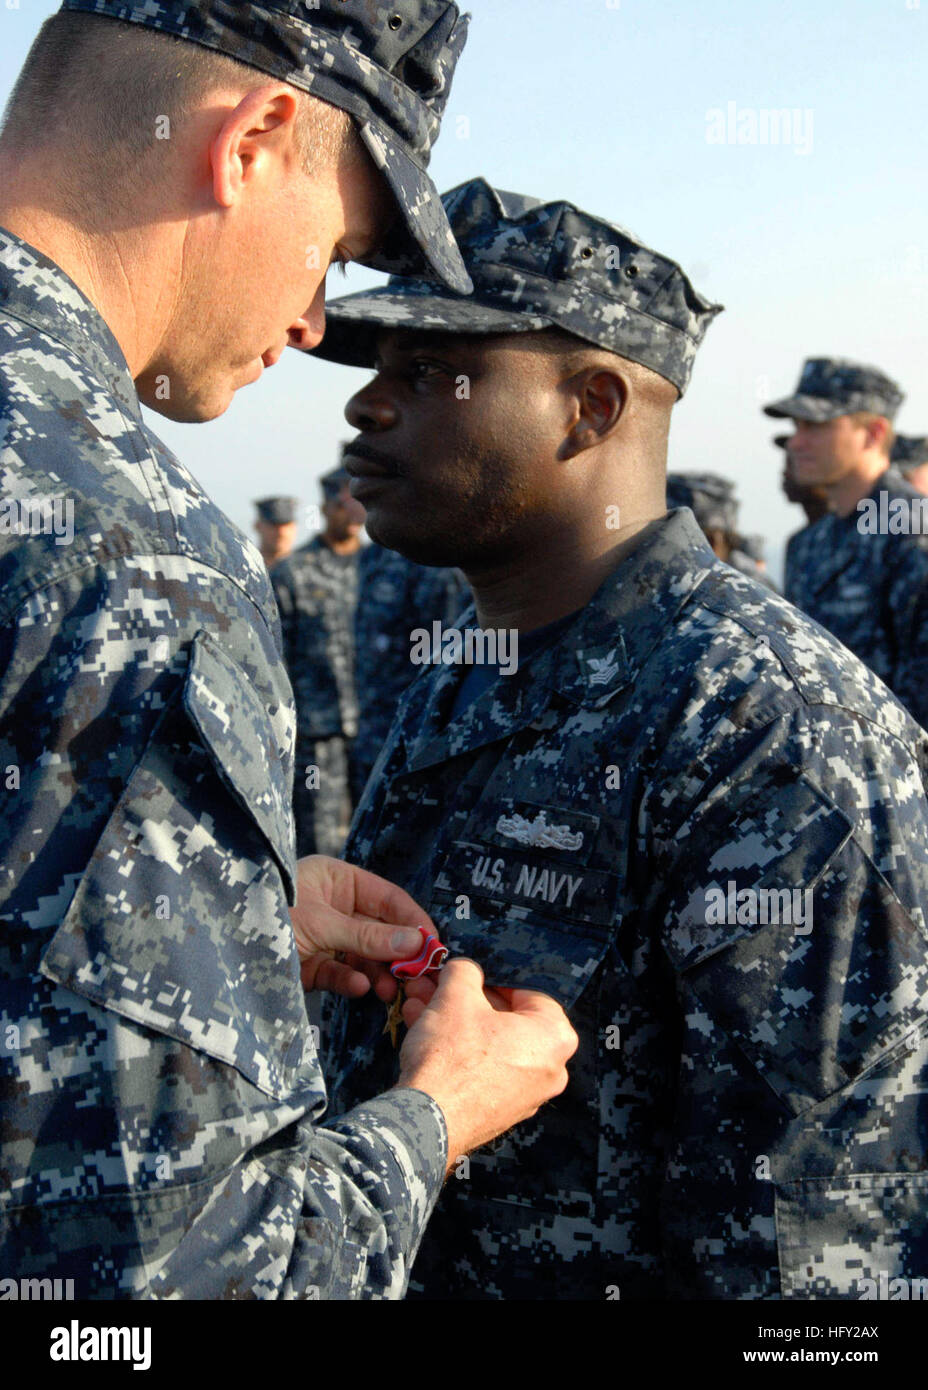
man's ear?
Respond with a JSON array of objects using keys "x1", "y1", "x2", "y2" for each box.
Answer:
[
  {"x1": 866, "y1": 416, "x2": 892, "y2": 455},
  {"x1": 561, "y1": 366, "x2": 628, "y2": 461},
  {"x1": 211, "y1": 85, "x2": 303, "y2": 209}
]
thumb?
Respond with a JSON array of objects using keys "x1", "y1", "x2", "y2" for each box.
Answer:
[
  {"x1": 502, "y1": 987, "x2": 566, "y2": 1017},
  {"x1": 322, "y1": 913, "x2": 424, "y2": 963}
]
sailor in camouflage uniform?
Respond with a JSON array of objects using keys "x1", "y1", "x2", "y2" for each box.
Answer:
[
  {"x1": 666, "y1": 471, "x2": 777, "y2": 590},
  {"x1": 271, "y1": 466, "x2": 365, "y2": 856},
  {"x1": 0, "y1": 4, "x2": 581, "y2": 1302},
  {"x1": 317, "y1": 178, "x2": 928, "y2": 1299},
  {"x1": 354, "y1": 544, "x2": 469, "y2": 799},
  {"x1": 764, "y1": 359, "x2": 928, "y2": 727},
  {"x1": 775, "y1": 433, "x2": 829, "y2": 603},
  {"x1": 893, "y1": 433, "x2": 928, "y2": 495},
  {"x1": 254, "y1": 495, "x2": 299, "y2": 570}
]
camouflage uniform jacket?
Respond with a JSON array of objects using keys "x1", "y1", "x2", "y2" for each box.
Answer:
[
  {"x1": 782, "y1": 468, "x2": 928, "y2": 727},
  {"x1": 353, "y1": 544, "x2": 469, "y2": 793},
  {"x1": 327, "y1": 506, "x2": 928, "y2": 1299},
  {"x1": 783, "y1": 521, "x2": 821, "y2": 606},
  {"x1": 0, "y1": 229, "x2": 446, "y2": 1299},
  {"x1": 727, "y1": 546, "x2": 778, "y2": 592},
  {"x1": 271, "y1": 536, "x2": 361, "y2": 741}
]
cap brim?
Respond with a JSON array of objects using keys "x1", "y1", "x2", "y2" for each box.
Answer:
[
  {"x1": 312, "y1": 284, "x2": 552, "y2": 367},
  {"x1": 763, "y1": 395, "x2": 851, "y2": 421},
  {"x1": 353, "y1": 122, "x2": 472, "y2": 296}
]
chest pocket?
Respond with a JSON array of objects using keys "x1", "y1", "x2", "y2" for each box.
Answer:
[
  {"x1": 430, "y1": 797, "x2": 619, "y2": 1010},
  {"x1": 39, "y1": 630, "x2": 311, "y2": 1102}
]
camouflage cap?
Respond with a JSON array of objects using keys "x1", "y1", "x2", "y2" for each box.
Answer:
[
  {"x1": 666, "y1": 472, "x2": 738, "y2": 533},
  {"x1": 892, "y1": 434, "x2": 928, "y2": 469},
  {"x1": 311, "y1": 177, "x2": 722, "y2": 395},
  {"x1": 254, "y1": 495, "x2": 298, "y2": 524},
  {"x1": 763, "y1": 357, "x2": 904, "y2": 422},
  {"x1": 320, "y1": 464, "x2": 351, "y2": 499},
  {"x1": 60, "y1": 0, "x2": 472, "y2": 293}
]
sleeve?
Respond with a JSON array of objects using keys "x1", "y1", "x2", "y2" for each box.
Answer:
[
  {"x1": 647, "y1": 708, "x2": 928, "y2": 1299},
  {"x1": 0, "y1": 558, "x2": 447, "y2": 1301},
  {"x1": 884, "y1": 537, "x2": 928, "y2": 728}
]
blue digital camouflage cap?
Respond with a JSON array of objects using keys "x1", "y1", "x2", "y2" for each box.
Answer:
[
  {"x1": 320, "y1": 464, "x2": 351, "y2": 499},
  {"x1": 311, "y1": 177, "x2": 722, "y2": 395},
  {"x1": 763, "y1": 357, "x2": 904, "y2": 422},
  {"x1": 892, "y1": 434, "x2": 928, "y2": 469},
  {"x1": 254, "y1": 495, "x2": 298, "y2": 524},
  {"x1": 666, "y1": 472, "x2": 738, "y2": 532},
  {"x1": 59, "y1": 0, "x2": 472, "y2": 293}
]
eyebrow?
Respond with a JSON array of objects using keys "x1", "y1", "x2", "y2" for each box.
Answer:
[{"x1": 387, "y1": 331, "x2": 461, "y2": 352}]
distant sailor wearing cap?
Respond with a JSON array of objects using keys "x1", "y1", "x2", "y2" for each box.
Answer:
[
  {"x1": 772, "y1": 432, "x2": 829, "y2": 602},
  {"x1": 665, "y1": 471, "x2": 777, "y2": 589},
  {"x1": 763, "y1": 358, "x2": 928, "y2": 726},
  {"x1": 254, "y1": 495, "x2": 299, "y2": 568},
  {"x1": 271, "y1": 464, "x2": 366, "y2": 857},
  {"x1": 0, "y1": 10, "x2": 578, "y2": 1300},
  {"x1": 893, "y1": 434, "x2": 928, "y2": 496},
  {"x1": 319, "y1": 178, "x2": 928, "y2": 1300}
]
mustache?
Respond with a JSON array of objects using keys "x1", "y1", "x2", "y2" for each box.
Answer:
[{"x1": 342, "y1": 440, "x2": 404, "y2": 477}]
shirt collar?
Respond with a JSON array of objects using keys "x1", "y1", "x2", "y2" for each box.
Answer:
[
  {"x1": 0, "y1": 226, "x2": 141, "y2": 419},
  {"x1": 431, "y1": 508, "x2": 717, "y2": 717},
  {"x1": 529, "y1": 507, "x2": 718, "y2": 709}
]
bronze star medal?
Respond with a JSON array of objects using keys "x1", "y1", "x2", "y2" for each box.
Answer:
[{"x1": 385, "y1": 928, "x2": 450, "y2": 1049}]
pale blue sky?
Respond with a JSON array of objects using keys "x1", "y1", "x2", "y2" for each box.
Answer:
[{"x1": 2, "y1": 0, "x2": 926, "y2": 581}]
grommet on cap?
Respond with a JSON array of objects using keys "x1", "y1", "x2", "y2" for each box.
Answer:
[
  {"x1": 389, "y1": 13, "x2": 403, "y2": 28},
  {"x1": 625, "y1": 264, "x2": 639, "y2": 278},
  {"x1": 580, "y1": 246, "x2": 594, "y2": 259}
]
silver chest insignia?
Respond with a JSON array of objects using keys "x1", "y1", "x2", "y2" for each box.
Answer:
[{"x1": 496, "y1": 811, "x2": 584, "y2": 852}]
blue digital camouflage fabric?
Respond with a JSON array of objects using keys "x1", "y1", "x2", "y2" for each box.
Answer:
[
  {"x1": 60, "y1": 0, "x2": 472, "y2": 293},
  {"x1": 764, "y1": 357, "x2": 904, "y2": 423},
  {"x1": 312, "y1": 177, "x2": 723, "y2": 396},
  {"x1": 893, "y1": 434, "x2": 928, "y2": 472},
  {"x1": 728, "y1": 543, "x2": 778, "y2": 592},
  {"x1": 783, "y1": 522, "x2": 820, "y2": 604},
  {"x1": 272, "y1": 537, "x2": 361, "y2": 743},
  {"x1": 271, "y1": 536, "x2": 361, "y2": 856},
  {"x1": 784, "y1": 467, "x2": 928, "y2": 728},
  {"x1": 666, "y1": 476, "x2": 776, "y2": 591},
  {"x1": 326, "y1": 506, "x2": 928, "y2": 1300},
  {"x1": 0, "y1": 227, "x2": 447, "y2": 1299},
  {"x1": 353, "y1": 543, "x2": 469, "y2": 799}
]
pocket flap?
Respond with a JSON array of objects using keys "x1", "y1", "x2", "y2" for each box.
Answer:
[{"x1": 39, "y1": 635, "x2": 309, "y2": 1099}]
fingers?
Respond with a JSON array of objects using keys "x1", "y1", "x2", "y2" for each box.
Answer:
[
  {"x1": 403, "y1": 976, "x2": 438, "y2": 1005},
  {"x1": 482, "y1": 986, "x2": 514, "y2": 1013},
  {"x1": 402, "y1": 996, "x2": 428, "y2": 1028},
  {"x1": 303, "y1": 956, "x2": 371, "y2": 997},
  {"x1": 503, "y1": 987, "x2": 571, "y2": 1019},
  {"x1": 433, "y1": 957, "x2": 485, "y2": 994},
  {"x1": 291, "y1": 860, "x2": 435, "y2": 965},
  {"x1": 346, "y1": 863, "x2": 437, "y2": 934},
  {"x1": 297, "y1": 908, "x2": 423, "y2": 965}
]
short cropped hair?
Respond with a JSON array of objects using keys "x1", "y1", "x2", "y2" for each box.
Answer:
[
  {"x1": 847, "y1": 410, "x2": 895, "y2": 459},
  {"x1": 1, "y1": 10, "x2": 359, "y2": 179}
]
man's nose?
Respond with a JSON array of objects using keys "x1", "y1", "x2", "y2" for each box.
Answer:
[
  {"x1": 288, "y1": 285, "x2": 327, "y2": 352},
  {"x1": 344, "y1": 379, "x2": 398, "y2": 431}
]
